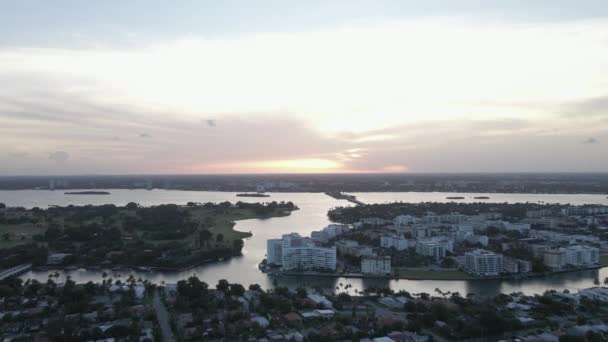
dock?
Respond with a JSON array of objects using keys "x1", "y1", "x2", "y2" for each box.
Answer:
[
  {"x1": 0, "y1": 264, "x2": 32, "y2": 280},
  {"x1": 324, "y1": 192, "x2": 366, "y2": 206}
]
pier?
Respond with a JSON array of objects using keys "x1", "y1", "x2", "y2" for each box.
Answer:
[{"x1": 324, "y1": 192, "x2": 366, "y2": 206}]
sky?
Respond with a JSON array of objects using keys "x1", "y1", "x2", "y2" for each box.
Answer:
[{"x1": 1, "y1": 1, "x2": 608, "y2": 175}]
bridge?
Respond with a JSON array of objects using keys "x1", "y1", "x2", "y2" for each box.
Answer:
[
  {"x1": 0, "y1": 264, "x2": 32, "y2": 281},
  {"x1": 324, "y1": 192, "x2": 366, "y2": 206}
]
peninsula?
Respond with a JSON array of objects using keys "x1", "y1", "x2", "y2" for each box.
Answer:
[{"x1": 0, "y1": 201, "x2": 297, "y2": 270}]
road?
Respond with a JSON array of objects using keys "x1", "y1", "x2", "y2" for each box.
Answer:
[{"x1": 153, "y1": 289, "x2": 175, "y2": 342}]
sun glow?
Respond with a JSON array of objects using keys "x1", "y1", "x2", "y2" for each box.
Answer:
[{"x1": 199, "y1": 158, "x2": 344, "y2": 174}]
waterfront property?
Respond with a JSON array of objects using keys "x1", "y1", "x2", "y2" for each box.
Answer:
[
  {"x1": 361, "y1": 255, "x2": 391, "y2": 275},
  {"x1": 267, "y1": 233, "x2": 337, "y2": 271},
  {"x1": 465, "y1": 249, "x2": 504, "y2": 277}
]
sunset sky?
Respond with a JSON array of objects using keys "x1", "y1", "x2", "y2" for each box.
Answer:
[{"x1": 1, "y1": 0, "x2": 607, "y2": 175}]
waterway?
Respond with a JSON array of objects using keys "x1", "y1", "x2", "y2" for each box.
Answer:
[{"x1": 1, "y1": 189, "x2": 607, "y2": 296}]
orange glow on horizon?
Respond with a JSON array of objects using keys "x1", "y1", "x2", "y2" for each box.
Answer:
[{"x1": 180, "y1": 159, "x2": 410, "y2": 174}]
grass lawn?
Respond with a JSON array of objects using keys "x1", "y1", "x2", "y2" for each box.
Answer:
[
  {"x1": 395, "y1": 269, "x2": 473, "y2": 280},
  {"x1": 0, "y1": 224, "x2": 46, "y2": 248},
  {"x1": 149, "y1": 207, "x2": 292, "y2": 250},
  {"x1": 601, "y1": 255, "x2": 608, "y2": 267}
]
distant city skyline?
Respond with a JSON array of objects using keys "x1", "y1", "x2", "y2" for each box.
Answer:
[{"x1": 1, "y1": 1, "x2": 607, "y2": 175}]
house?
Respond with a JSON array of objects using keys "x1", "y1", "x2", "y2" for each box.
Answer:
[
  {"x1": 307, "y1": 293, "x2": 333, "y2": 309},
  {"x1": 251, "y1": 315, "x2": 270, "y2": 328},
  {"x1": 315, "y1": 309, "x2": 335, "y2": 319}
]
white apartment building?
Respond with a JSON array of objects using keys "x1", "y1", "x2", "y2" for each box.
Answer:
[
  {"x1": 311, "y1": 224, "x2": 350, "y2": 243},
  {"x1": 503, "y1": 257, "x2": 532, "y2": 274},
  {"x1": 562, "y1": 206, "x2": 608, "y2": 216},
  {"x1": 380, "y1": 235, "x2": 413, "y2": 251},
  {"x1": 393, "y1": 215, "x2": 417, "y2": 225},
  {"x1": 415, "y1": 238, "x2": 452, "y2": 261},
  {"x1": 543, "y1": 248, "x2": 567, "y2": 269},
  {"x1": 465, "y1": 249, "x2": 504, "y2": 276},
  {"x1": 361, "y1": 256, "x2": 391, "y2": 275},
  {"x1": 267, "y1": 233, "x2": 337, "y2": 271},
  {"x1": 440, "y1": 213, "x2": 468, "y2": 224},
  {"x1": 531, "y1": 230, "x2": 600, "y2": 245},
  {"x1": 282, "y1": 245, "x2": 337, "y2": 271},
  {"x1": 465, "y1": 234, "x2": 489, "y2": 247},
  {"x1": 564, "y1": 245, "x2": 599, "y2": 266},
  {"x1": 335, "y1": 239, "x2": 375, "y2": 258},
  {"x1": 266, "y1": 239, "x2": 283, "y2": 266},
  {"x1": 420, "y1": 213, "x2": 441, "y2": 225}
]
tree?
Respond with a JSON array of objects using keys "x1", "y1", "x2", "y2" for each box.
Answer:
[
  {"x1": 125, "y1": 202, "x2": 139, "y2": 210},
  {"x1": 296, "y1": 287, "x2": 308, "y2": 298},
  {"x1": 229, "y1": 283, "x2": 245, "y2": 297},
  {"x1": 216, "y1": 279, "x2": 230, "y2": 293},
  {"x1": 0, "y1": 203, "x2": 5, "y2": 209},
  {"x1": 216, "y1": 233, "x2": 224, "y2": 243},
  {"x1": 2, "y1": 232, "x2": 10, "y2": 241},
  {"x1": 199, "y1": 230, "x2": 212, "y2": 248},
  {"x1": 440, "y1": 258, "x2": 456, "y2": 268},
  {"x1": 249, "y1": 284, "x2": 262, "y2": 292}
]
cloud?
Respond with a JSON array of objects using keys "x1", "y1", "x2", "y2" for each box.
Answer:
[
  {"x1": 48, "y1": 151, "x2": 69, "y2": 164},
  {"x1": 583, "y1": 137, "x2": 598, "y2": 144},
  {"x1": 563, "y1": 96, "x2": 608, "y2": 118},
  {"x1": 9, "y1": 152, "x2": 29, "y2": 158}
]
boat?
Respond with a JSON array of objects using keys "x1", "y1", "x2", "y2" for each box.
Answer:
[
  {"x1": 473, "y1": 196, "x2": 490, "y2": 199},
  {"x1": 236, "y1": 193, "x2": 270, "y2": 197},
  {"x1": 446, "y1": 196, "x2": 465, "y2": 200},
  {"x1": 64, "y1": 191, "x2": 111, "y2": 195}
]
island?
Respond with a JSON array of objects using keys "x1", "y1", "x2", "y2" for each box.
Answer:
[
  {"x1": 64, "y1": 191, "x2": 111, "y2": 195},
  {"x1": 0, "y1": 201, "x2": 297, "y2": 270},
  {"x1": 236, "y1": 193, "x2": 270, "y2": 197}
]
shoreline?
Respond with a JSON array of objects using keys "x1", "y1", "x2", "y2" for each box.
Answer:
[
  {"x1": 1, "y1": 188, "x2": 607, "y2": 196},
  {"x1": 270, "y1": 265, "x2": 605, "y2": 281}
]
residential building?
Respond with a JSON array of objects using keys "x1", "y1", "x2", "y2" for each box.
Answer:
[
  {"x1": 580, "y1": 288, "x2": 608, "y2": 302},
  {"x1": 503, "y1": 257, "x2": 531, "y2": 274},
  {"x1": 361, "y1": 256, "x2": 391, "y2": 275},
  {"x1": 393, "y1": 215, "x2": 417, "y2": 225},
  {"x1": 282, "y1": 246, "x2": 336, "y2": 270},
  {"x1": 336, "y1": 239, "x2": 375, "y2": 257},
  {"x1": 311, "y1": 224, "x2": 350, "y2": 243},
  {"x1": 380, "y1": 235, "x2": 412, "y2": 251},
  {"x1": 307, "y1": 293, "x2": 333, "y2": 309},
  {"x1": 266, "y1": 239, "x2": 283, "y2": 266},
  {"x1": 465, "y1": 249, "x2": 503, "y2": 276},
  {"x1": 465, "y1": 234, "x2": 489, "y2": 247},
  {"x1": 267, "y1": 232, "x2": 337, "y2": 270},
  {"x1": 564, "y1": 245, "x2": 600, "y2": 266},
  {"x1": 47, "y1": 253, "x2": 71, "y2": 265},
  {"x1": 543, "y1": 248, "x2": 567, "y2": 270},
  {"x1": 415, "y1": 238, "x2": 452, "y2": 261}
]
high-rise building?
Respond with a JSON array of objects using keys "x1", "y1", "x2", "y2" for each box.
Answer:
[
  {"x1": 267, "y1": 233, "x2": 337, "y2": 271},
  {"x1": 465, "y1": 249, "x2": 503, "y2": 276},
  {"x1": 415, "y1": 238, "x2": 452, "y2": 260},
  {"x1": 266, "y1": 239, "x2": 283, "y2": 266},
  {"x1": 361, "y1": 256, "x2": 391, "y2": 275}
]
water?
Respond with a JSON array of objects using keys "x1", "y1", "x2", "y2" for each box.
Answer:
[
  {"x1": 1, "y1": 189, "x2": 607, "y2": 296},
  {"x1": 353, "y1": 192, "x2": 608, "y2": 206}
]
